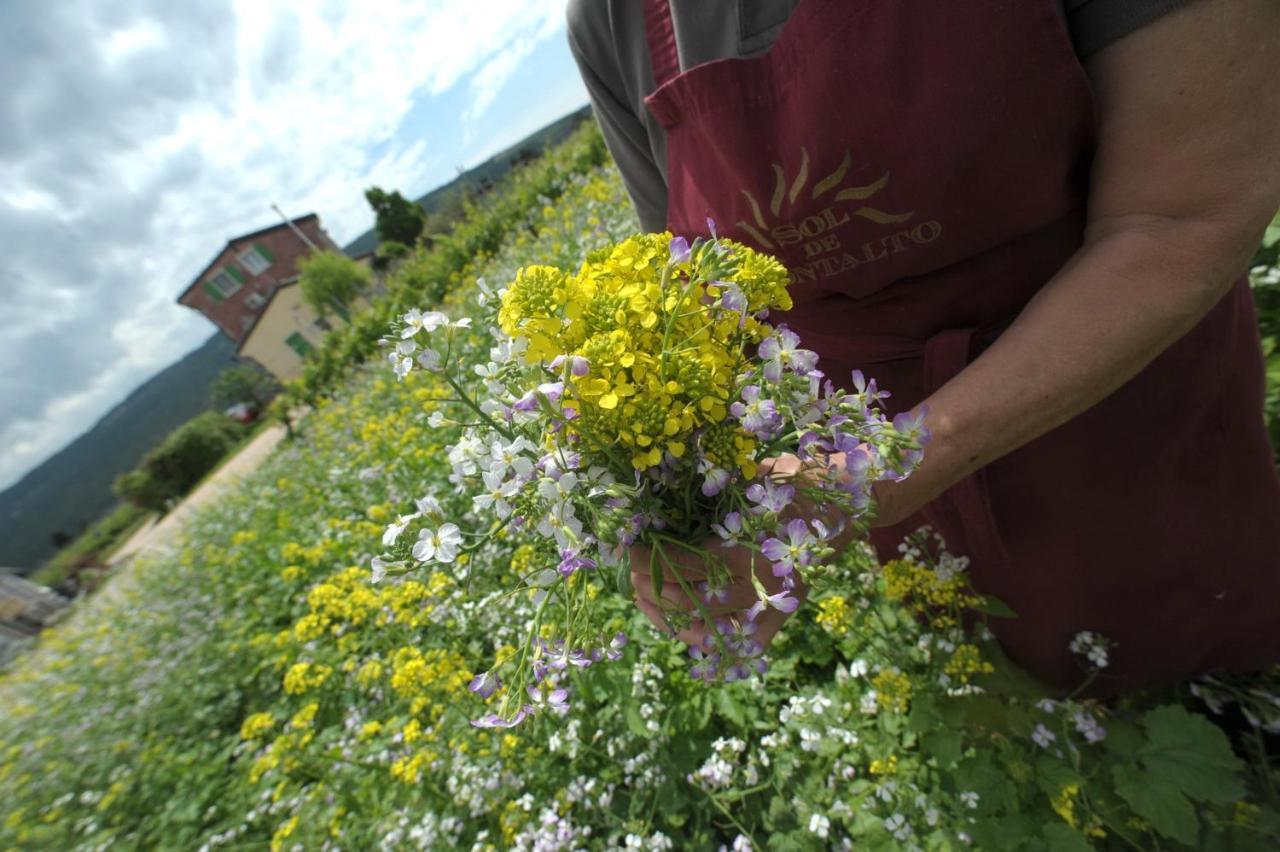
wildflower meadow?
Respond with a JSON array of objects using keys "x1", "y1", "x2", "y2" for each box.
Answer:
[{"x1": 3, "y1": 127, "x2": 1279, "y2": 851}]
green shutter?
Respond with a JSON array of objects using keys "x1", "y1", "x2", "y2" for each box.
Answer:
[
  {"x1": 285, "y1": 332, "x2": 314, "y2": 358},
  {"x1": 202, "y1": 281, "x2": 223, "y2": 301},
  {"x1": 255, "y1": 243, "x2": 274, "y2": 262},
  {"x1": 226, "y1": 265, "x2": 246, "y2": 284}
]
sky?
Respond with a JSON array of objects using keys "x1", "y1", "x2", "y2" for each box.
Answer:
[{"x1": 0, "y1": 0, "x2": 590, "y2": 491}]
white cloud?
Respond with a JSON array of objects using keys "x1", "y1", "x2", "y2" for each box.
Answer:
[{"x1": 0, "y1": 0, "x2": 582, "y2": 490}]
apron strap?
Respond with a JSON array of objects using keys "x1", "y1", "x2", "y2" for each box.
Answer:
[{"x1": 643, "y1": 0, "x2": 682, "y2": 89}]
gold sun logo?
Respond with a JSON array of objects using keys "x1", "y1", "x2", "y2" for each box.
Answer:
[{"x1": 735, "y1": 148, "x2": 914, "y2": 251}]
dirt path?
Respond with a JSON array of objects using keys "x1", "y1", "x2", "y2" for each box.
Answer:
[{"x1": 98, "y1": 423, "x2": 290, "y2": 601}]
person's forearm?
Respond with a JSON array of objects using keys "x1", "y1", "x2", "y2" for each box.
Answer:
[{"x1": 872, "y1": 212, "x2": 1267, "y2": 527}]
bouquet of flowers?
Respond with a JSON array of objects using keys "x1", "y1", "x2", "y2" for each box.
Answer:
[{"x1": 374, "y1": 228, "x2": 929, "y2": 727}]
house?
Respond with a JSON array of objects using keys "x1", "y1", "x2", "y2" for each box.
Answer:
[
  {"x1": 236, "y1": 278, "x2": 341, "y2": 381},
  {"x1": 176, "y1": 213, "x2": 341, "y2": 345}
]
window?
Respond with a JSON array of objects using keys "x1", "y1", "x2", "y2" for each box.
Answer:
[
  {"x1": 201, "y1": 266, "x2": 244, "y2": 300},
  {"x1": 238, "y1": 244, "x2": 273, "y2": 276},
  {"x1": 285, "y1": 332, "x2": 314, "y2": 358}
]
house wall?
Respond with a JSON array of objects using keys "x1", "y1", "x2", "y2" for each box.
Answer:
[
  {"x1": 178, "y1": 216, "x2": 341, "y2": 344},
  {"x1": 238, "y1": 285, "x2": 331, "y2": 381}
]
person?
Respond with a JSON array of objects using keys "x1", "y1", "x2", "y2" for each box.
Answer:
[{"x1": 567, "y1": 0, "x2": 1280, "y2": 692}]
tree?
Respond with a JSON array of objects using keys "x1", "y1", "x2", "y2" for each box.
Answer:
[
  {"x1": 365, "y1": 186, "x2": 426, "y2": 246},
  {"x1": 211, "y1": 362, "x2": 279, "y2": 411},
  {"x1": 298, "y1": 251, "x2": 372, "y2": 318}
]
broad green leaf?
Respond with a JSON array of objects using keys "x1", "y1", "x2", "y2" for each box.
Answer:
[
  {"x1": 976, "y1": 594, "x2": 1018, "y2": 619},
  {"x1": 1035, "y1": 757, "x2": 1081, "y2": 798},
  {"x1": 908, "y1": 692, "x2": 942, "y2": 732},
  {"x1": 1041, "y1": 822, "x2": 1095, "y2": 852},
  {"x1": 921, "y1": 729, "x2": 963, "y2": 767},
  {"x1": 715, "y1": 688, "x2": 747, "y2": 727},
  {"x1": 1139, "y1": 705, "x2": 1245, "y2": 804},
  {"x1": 1113, "y1": 764, "x2": 1199, "y2": 845}
]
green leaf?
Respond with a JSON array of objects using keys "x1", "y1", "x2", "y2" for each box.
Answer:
[
  {"x1": 1139, "y1": 705, "x2": 1245, "y2": 804},
  {"x1": 1041, "y1": 822, "x2": 1095, "y2": 852},
  {"x1": 908, "y1": 692, "x2": 941, "y2": 733},
  {"x1": 1035, "y1": 757, "x2": 1081, "y2": 799},
  {"x1": 1113, "y1": 764, "x2": 1199, "y2": 845},
  {"x1": 976, "y1": 594, "x2": 1018, "y2": 618},
  {"x1": 624, "y1": 704, "x2": 649, "y2": 738},
  {"x1": 715, "y1": 688, "x2": 747, "y2": 728},
  {"x1": 921, "y1": 729, "x2": 963, "y2": 767}
]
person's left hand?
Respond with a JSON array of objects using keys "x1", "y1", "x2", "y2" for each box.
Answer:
[{"x1": 630, "y1": 532, "x2": 809, "y2": 651}]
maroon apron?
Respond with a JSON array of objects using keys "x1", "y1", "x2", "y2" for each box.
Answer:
[{"x1": 643, "y1": 0, "x2": 1280, "y2": 691}]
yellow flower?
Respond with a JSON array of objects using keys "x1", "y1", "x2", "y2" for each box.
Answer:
[
  {"x1": 289, "y1": 702, "x2": 318, "y2": 730},
  {"x1": 872, "y1": 669, "x2": 913, "y2": 714},
  {"x1": 240, "y1": 712, "x2": 276, "y2": 740},
  {"x1": 815, "y1": 596, "x2": 851, "y2": 636}
]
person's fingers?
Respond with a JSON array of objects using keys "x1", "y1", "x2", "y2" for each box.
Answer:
[
  {"x1": 658, "y1": 579, "x2": 755, "y2": 613},
  {"x1": 634, "y1": 597, "x2": 709, "y2": 645}
]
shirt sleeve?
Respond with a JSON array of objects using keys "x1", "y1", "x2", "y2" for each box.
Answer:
[
  {"x1": 566, "y1": 0, "x2": 669, "y2": 233},
  {"x1": 1065, "y1": 0, "x2": 1194, "y2": 57}
]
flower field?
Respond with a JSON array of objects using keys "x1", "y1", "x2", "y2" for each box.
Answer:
[{"x1": 3, "y1": 130, "x2": 1279, "y2": 851}]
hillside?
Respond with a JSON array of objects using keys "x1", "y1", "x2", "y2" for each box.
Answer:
[
  {"x1": 341, "y1": 105, "x2": 592, "y2": 258},
  {"x1": 0, "y1": 334, "x2": 237, "y2": 573}
]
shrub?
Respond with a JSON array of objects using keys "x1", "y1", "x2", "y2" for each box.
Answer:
[
  {"x1": 113, "y1": 412, "x2": 246, "y2": 511},
  {"x1": 298, "y1": 251, "x2": 372, "y2": 318}
]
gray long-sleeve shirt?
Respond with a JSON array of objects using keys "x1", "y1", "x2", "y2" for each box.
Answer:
[{"x1": 567, "y1": 0, "x2": 1191, "y2": 232}]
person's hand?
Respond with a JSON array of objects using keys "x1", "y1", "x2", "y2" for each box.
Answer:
[{"x1": 629, "y1": 534, "x2": 808, "y2": 651}]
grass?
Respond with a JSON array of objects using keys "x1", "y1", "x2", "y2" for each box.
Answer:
[{"x1": 29, "y1": 503, "x2": 153, "y2": 588}]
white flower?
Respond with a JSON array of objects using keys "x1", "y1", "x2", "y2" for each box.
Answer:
[
  {"x1": 382, "y1": 513, "x2": 419, "y2": 547},
  {"x1": 884, "y1": 813, "x2": 912, "y2": 841},
  {"x1": 415, "y1": 493, "x2": 443, "y2": 516},
  {"x1": 412, "y1": 523, "x2": 463, "y2": 563},
  {"x1": 472, "y1": 469, "x2": 518, "y2": 518},
  {"x1": 428, "y1": 411, "x2": 446, "y2": 428},
  {"x1": 959, "y1": 790, "x2": 980, "y2": 810},
  {"x1": 1069, "y1": 631, "x2": 1111, "y2": 669},
  {"x1": 808, "y1": 814, "x2": 830, "y2": 839},
  {"x1": 370, "y1": 556, "x2": 404, "y2": 584},
  {"x1": 401, "y1": 308, "x2": 448, "y2": 337},
  {"x1": 491, "y1": 436, "x2": 536, "y2": 480},
  {"x1": 1031, "y1": 723, "x2": 1057, "y2": 749},
  {"x1": 416, "y1": 348, "x2": 442, "y2": 371}
]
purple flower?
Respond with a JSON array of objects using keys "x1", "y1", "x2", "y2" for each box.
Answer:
[
  {"x1": 689, "y1": 645, "x2": 719, "y2": 682},
  {"x1": 471, "y1": 706, "x2": 531, "y2": 728},
  {"x1": 730, "y1": 386, "x2": 782, "y2": 439},
  {"x1": 606, "y1": 632, "x2": 628, "y2": 661},
  {"x1": 797, "y1": 430, "x2": 826, "y2": 460},
  {"x1": 557, "y1": 547, "x2": 597, "y2": 577},
  {"x1": 710, "y1": 511, "x2": 746, "y2": 546},
  {"x1": 716, "y1": 618, "x2": 761, "y2": 658},
  {"x1": 551, "y1": 354, "x2": 590, "y2": 377},
  {"x1": 757, "y1": 327, "x2": 819, "y2": 382},
  {"x1": 760, "y1": 517, "x2": 817, "y2": 577},
  {"x1": 746, "y1": 590, "x2": 801, "y2": 621},
  {"x1": 669, "y1": 235, "x2": 691, "y2": 264},
  {"x1": 1072, "y1": 710, "x2": 1107, "y2": 744},
  {"x1": 893, "y1": 405, "x2": 932, "y2": 445},
  {"x1": 617, "y1": 513, "x2": 646, "y2": 548},
  {"x1": 706, "y1": 217, "x2": 718, "y2": 239},
  {"x1": 851, "y1": 370, "x2": 890, "y2": 405},
  {"x1": 699, "y1": 461, "x2": 731, "y2": 497},
  {"x1": 468, "y1": 671, "x2": 501, "y2": 699},
  {"x1": 528, "y1": 685, "x2": 571, "y2": 715},
  {"x1": 700, "y1": 578, "x2": 730, "y2": 604},
  {"x1": 745, "y1": 480, "x2": 795, "y2": 515}
]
